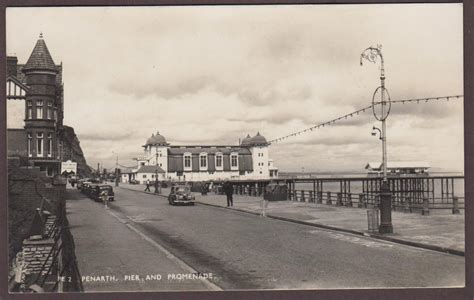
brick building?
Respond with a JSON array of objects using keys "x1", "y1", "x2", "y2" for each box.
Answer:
[{"x1": 7, "y1": 34, "x2": 65, "y2": 176}]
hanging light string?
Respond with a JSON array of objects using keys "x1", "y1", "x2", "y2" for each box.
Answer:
[{"x1": 268, "y1": 95, "x2": 463, "y2": 144}]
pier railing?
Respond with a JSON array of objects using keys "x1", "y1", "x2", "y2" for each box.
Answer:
[{"x1": 230, "y1": 175, "x2": 464, "y2": 212}]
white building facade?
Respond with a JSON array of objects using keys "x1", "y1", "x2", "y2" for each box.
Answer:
[{"x1": 133, "y1": 131, "x2": 278, "y2": 182}]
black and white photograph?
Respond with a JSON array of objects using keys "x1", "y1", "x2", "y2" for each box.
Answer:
[{"x1": 5, "y1": 3, "x2": 466, "y2": 294}]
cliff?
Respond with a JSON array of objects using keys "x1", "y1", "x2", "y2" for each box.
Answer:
[{"x1": 59, "y1": 125, "x2": 93, "y2": 178}]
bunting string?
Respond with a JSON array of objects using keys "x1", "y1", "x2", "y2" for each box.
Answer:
[{"x1": 268, "y1": 95, "x2": 463, "y2": 144}]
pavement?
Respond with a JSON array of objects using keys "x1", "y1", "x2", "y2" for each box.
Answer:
[
  {"x1": 121, "y1": 183, "x2": 465, "y2": 255},
  {"x1": 65, "y1": 187, "x2": 219, "y2": 292}
]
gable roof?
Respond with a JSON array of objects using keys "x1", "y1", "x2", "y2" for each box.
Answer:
[
  {"x1": 136, "y1": 165, "x2": 165, "y2": 173},
  {"x1": 6, "y1": 76, "x2": 29, "y2": 100}
]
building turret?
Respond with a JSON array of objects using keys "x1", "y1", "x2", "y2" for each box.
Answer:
[
  {"x1": 249, "y1": 132, "x2": 269, "y2": 147},
  {"x1": 141, "y1": 131, "x2": 169, "y2": 174},
  {"x1": 22, "y1": 34, "x2": 61, "y2": 175},
  {"x1": 240, "y1": 134, "x2": 252, "y2": 147}
]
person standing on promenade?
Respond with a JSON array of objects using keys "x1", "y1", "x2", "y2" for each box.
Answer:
[
  {"x1": 145, "y1": 179, "x2": 151, "y2": 192},
  {"x1": 223, "y1": 181, "x2": 234, "y2": 207}
]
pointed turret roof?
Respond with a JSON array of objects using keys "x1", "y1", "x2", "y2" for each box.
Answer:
[{"x1": 23, "y1": 33, "x2": 57, "y2": 73}]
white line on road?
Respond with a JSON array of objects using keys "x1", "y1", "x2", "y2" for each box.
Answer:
[{"x1": 105, "y1": 208, "x2": 223, "y2": 291}]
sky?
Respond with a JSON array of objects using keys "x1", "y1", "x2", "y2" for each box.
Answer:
[{"x1": 6, "y1": 4, "x2": 464, "y2": 173}]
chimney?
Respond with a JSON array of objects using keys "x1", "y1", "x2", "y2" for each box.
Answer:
[{"x1": 6, "y1": 56, "x2": 18, "y2": 77}]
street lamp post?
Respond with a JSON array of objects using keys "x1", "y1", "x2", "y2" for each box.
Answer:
[
  {"x1": 155, "y1": 152, "x2": 159, "y2": 193},
  {"x1": 112, "y1": 151, "x2": 119, "y2": 187},
  {"x1": 361, "y1": 45, "x2": 393, "y2": 234}
]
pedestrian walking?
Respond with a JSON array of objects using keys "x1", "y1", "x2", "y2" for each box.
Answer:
[
  {"x1": 223, "y1": 181, "x2": 234, "y2": 207},
  {"x1": 144, "y1": 179, "x2": 151, "y2": 192},
  {"x1": 101, "y1": 190, "x2": 109, "y2": 209}
]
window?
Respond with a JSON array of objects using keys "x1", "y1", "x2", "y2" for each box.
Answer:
[
  {"x1": 151, "y1": 174, "x2": 155, "y2": 178},
  {"x1": 36, "y1": 133, "x2": 43, "y2": 157},
  {"x1": 47, "y1": 102, "x2": 52, "y2": 119},
  {"x1": 215, "y1": 152, "x2": 223, "y2": 169},
  {"x1": 184, "y1": 153, "x2": 192, "y2": 170},
  {"x1": 143, "y1": 175, "x2": 146, "y2": 179},
  {"x1": 47, "y1": 133, "x2": 53, "y2": 157},
  {"x1": 177, "y1": 171, "x2": 183, "y2": 176},
  {"x1": 36, "y1": 100, "x2": 43, "y2": 119},
  {"x1": 53, "y1": 108, "x2": 57, "y2": 121},
  {"x1": 141, "y1": 162, "x2": 145, "y2": 166},
  {"x1": 27, "y1": 133, "x2": 32, "y2": 157},
  {"x1": 27, "y1": 101, "x2": 32, "y2": 119},
  {"x1": 230, "y1": 153, "x2": 238, "y2": 169},
  {"x1": 199, "y1": 153, "x2": 208, "y2": 170}
]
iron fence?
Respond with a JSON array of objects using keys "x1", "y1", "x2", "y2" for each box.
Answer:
[{"x1": 29, "y1": 201, "x2": 84, "y2": 292}]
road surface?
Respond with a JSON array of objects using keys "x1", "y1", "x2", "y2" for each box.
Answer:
[{"x1": 66, "y1": 186, "x2": 464, "y2": 291}]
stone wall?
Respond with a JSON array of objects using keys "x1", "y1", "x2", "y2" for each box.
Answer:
[
  {"x1": 8, "y1": 165, "x2": 66, "y2": 264},
  {"x1": 22, "y1": 239, "x2": 55, "y2": 275}
]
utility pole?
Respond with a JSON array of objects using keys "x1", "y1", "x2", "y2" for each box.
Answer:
[
  {"x1": 360, "y1": 44, "x2": 393, "y2": 234},
  {"x1": 115, "y1": 154, "x2": 119, "y2": 187},
  {"x1": 112, "y1": 151, "x2": 119, "y2": 187},
  {"x1": 154, "y1": 151, "x2": 159, "y2": 194}
]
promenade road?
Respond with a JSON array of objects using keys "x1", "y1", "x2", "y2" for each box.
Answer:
[
  {"x1": 66, "y1": 189, "x2": 217, "y2": 292},
  {"x1": 67, "y1": 185, "x2": 465, "y2": 290},
  {"x1": 68, "y1": 187, "x2": 464, "y2": 290},
  {"x1": 124, "y1": 183, "x2": 465, "y2": 254}
]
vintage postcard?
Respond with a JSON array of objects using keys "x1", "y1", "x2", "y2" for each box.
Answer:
[{"x1": 5, "y1": 3, "x2": 465, "y2": 294}]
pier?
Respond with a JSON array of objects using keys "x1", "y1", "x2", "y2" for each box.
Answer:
[{"x1": 228, "y1": 174, "x2": 464, "y2": 213}]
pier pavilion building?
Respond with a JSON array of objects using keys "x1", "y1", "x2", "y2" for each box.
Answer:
[{"x1": 133, "y1": 132, "x2": 278, "y2": 183}]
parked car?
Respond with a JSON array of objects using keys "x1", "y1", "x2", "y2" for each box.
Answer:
[
  {"x1": 85, "y1": 183, "x2": 99, "y2": 197},
  {"x1": 77, "y1": 179, "x2": 87, "y2": 190},
  {"x1": 80, "y1": 181, "x2": 92, "y2": 193},
  {"x1": 91, "y1": 184, "x2": 115, "y2": 202},
  {"x1": 129, "y1": 179, "x2": 139, "y2": 185},
  {"x1": 168, "y1": 183, "x2": 195, "y2": 206}
]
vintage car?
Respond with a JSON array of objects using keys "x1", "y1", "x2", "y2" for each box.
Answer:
[
  {"x1": 129, "y1": 179, "x2": 139, "y2": 185},
  {"x1": 168, "y1": 183, "x2": 195, "y2": 206},
  {"x1": 80, "y1": 181, "x2": 92, "y2": 193},
  {"x1": 91, "y1": 184, "x2": 115, "y2": 202},
  {"x1": 85, "y1": 183, "x2": 99, "y2": 197}
]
